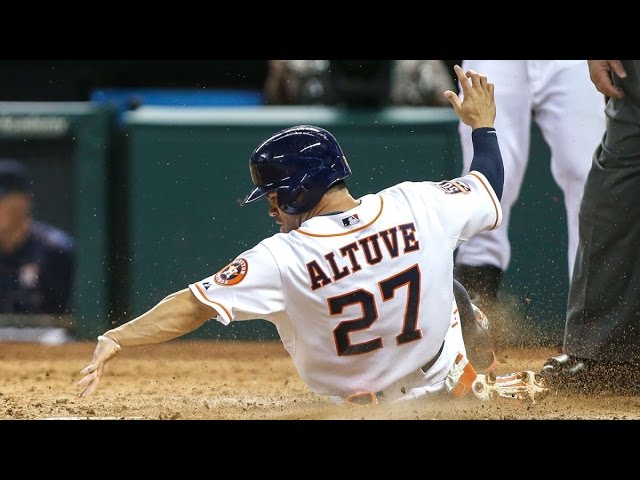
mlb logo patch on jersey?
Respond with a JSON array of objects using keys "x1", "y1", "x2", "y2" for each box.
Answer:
[
  {"x1": 342, "y1": 214, "x2": 360, "y2": 227},
  {"x1": 434, "y1": 180, "x2": 471, "y2": 194},
  {"x1": 214, "y1": 258, "x2": 248, "y2": 286}
]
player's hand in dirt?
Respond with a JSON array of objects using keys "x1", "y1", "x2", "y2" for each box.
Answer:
[
  {"x1": 77, "y1": 335, "x2": 122, "y2": 398},
  {"x1": 445, "y1": 65, "x2": 496, "y2": 130}
]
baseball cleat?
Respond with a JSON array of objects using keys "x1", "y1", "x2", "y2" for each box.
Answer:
[{"x1": 472, "y1": 370, "x2": 550, "y2": 403}]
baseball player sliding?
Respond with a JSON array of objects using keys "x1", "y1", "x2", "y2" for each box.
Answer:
[{"x1": 78, "y1": 65, "x2": 547, "y2": 406}]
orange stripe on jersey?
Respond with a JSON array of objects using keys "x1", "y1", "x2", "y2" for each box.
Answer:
[
  {"x1": 468, "y1": 172, "x2": 500, "y2": 230},
  {"x1": 296, "y1": 196, "x2": 384, "y2": 238},
  {"x1": 193, "y1": 283, "x2": 232, "y2": 319}
]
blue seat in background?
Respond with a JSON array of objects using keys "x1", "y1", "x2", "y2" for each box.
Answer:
[{"x1": 91, "y1": 88, "x2": 264, "y2": 122}]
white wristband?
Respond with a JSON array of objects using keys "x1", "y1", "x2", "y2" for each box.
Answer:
[{"x1": 98, "y1": 335, "x2": 122, "y2": 352}]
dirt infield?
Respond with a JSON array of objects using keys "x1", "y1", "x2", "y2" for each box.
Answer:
[{"x1": 0, "y1": 341, "x2": 638, "y2": 420}]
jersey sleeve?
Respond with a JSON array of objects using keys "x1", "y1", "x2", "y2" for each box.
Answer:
[
  {"x1": 418, "y1": 171, "x2": 502, "y2": 248},
  {"x1": 188, "y1": 242, "x2": 285, "y2": 325}
]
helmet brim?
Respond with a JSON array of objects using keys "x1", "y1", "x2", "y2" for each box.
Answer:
[{"x1": 241, "y1": 185, "x2": 269, "y2": 206}]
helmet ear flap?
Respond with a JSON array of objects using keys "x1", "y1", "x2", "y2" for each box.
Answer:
[{"x1": 277, "y1": 178, "x2": 324, "y2": 215}]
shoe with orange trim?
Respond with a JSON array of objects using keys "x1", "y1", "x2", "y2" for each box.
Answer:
[{"x1": 472, "y1": 370, "x2": 549, "y2": 403}]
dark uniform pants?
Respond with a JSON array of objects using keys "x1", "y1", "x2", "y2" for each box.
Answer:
[{"x1": 565, "y1": 60, "x2": 640, "y2": 362}]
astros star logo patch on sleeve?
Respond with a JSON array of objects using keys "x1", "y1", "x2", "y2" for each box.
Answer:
[{"x1": 214, "y1": 258, "x2": 249, "y2": 286}]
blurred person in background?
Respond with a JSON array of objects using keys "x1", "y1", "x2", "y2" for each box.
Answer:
[
  {"x1": 0, "y1": 159, "x2": 75, "y2": 315},
  {"x1": 264, "y1": 60, "x2": 455, "y2": 107}
]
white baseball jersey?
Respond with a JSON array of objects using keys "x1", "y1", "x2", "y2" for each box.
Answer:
[{"x1": 190, "y1": 172, "x2": 501, "y2": 399}]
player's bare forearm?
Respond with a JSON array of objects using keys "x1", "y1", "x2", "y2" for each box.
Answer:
[
  {"x1": 104, "y1": 289, "x2": 214, "y2": 347},
  {"x1": 78, "y1": 289, "x2": 213, "y2": 398}
]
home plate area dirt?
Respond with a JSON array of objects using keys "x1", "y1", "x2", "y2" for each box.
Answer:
[{"x1": 1, "y1": 341, "x2": 638, "y2": 420}]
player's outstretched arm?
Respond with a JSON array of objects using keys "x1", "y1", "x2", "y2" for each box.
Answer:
[
  {"x1": 445, "y1": 65, "x2": 503, "y2": 200},
  {"x1": 77, "y1": 289, "x2": 214, "y2": 398}
]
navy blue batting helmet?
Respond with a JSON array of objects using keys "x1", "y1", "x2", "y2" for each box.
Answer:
[{"x1": 241, "y1": 125, "x2": 351, "y2": 215}]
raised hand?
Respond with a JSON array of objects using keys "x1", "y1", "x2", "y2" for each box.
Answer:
[{"x1": 445, "y1": 65, "x2": 496, "y2": 130}]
